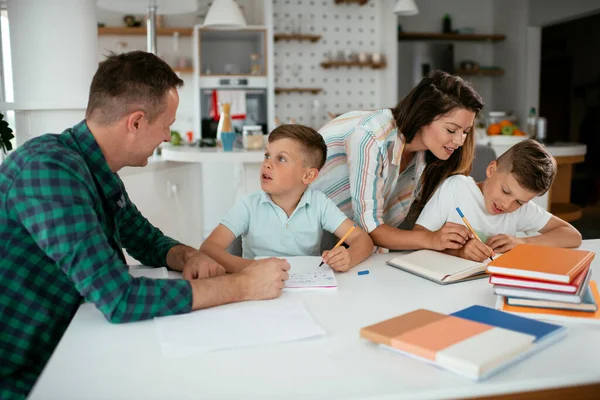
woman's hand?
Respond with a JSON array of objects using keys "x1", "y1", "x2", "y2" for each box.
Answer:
[{"x1": 428, "y1": 222, "x2": 472, "y2": 250}]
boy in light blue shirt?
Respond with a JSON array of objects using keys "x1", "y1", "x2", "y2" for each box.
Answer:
[{"x1": 201, "y1": 124, "x2": 374, "y2": 273}]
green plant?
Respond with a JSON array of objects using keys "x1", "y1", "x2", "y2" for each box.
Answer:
[{"x1": 0, "y1": 113, "x2": 14, "y2": 155}]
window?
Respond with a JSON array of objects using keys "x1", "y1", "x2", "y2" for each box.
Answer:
[{"x1": 0, "y1": 8, "x2": 15, "y2": 161}]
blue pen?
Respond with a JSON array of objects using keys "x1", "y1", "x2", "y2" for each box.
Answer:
[{"x1": 456, "y1": 207, "x2": 494, "y2": 262}]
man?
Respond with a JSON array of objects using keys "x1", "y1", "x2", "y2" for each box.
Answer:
[{"x1": 0, "y1": 51, "x2": 290, "y2": 399}]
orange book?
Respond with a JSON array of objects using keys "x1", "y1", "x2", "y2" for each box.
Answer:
[
  {"x1": 486, "y1": 244, "x2": 595, "y2": 283},
  {"x1": 497, "y1": 281, "x2": 600, "y2": 325}
]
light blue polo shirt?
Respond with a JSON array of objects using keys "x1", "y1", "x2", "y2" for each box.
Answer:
[{"x1": 220, "y1": 188, "x2": 348, "y2": 259}]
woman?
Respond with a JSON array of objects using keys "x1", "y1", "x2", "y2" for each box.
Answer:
[{"x1": 312, "y1": 70, "x2": 484, "y2": 251}]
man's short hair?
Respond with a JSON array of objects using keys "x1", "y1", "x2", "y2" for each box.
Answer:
[
  {"x1": 496, "y1": 139, "x2": 557, "y2": 195},
  {"x1": 85, "y1": 51, "x2": 184, "y2": 125},
  {"x1": 268, "y1": 124, "x2": 328, "y2": 170}
]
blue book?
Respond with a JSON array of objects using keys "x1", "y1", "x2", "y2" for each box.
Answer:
[{"x1": 451, "y1": 305, "x2": 566, "y2": 343}]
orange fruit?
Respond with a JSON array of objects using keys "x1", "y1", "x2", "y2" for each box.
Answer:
[
  {"x1": 499, "y1": 120, "x2": 513, "y2": 128},
  {"x1": 487, "y1": 123, "x2": 501, "y2": 135}
]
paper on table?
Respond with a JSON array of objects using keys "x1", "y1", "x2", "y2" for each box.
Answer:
[
  {"x1": 129, "y1": 266, "x2": 169, "y2": 279},
  {"x1": 154, "y1": 297, "x2": 326, "y2": 358},
  {"x1": 286, "y1": 256, "x2": 338, "y2": 290},
  {"x1": 255, "y1": 256, "x2": 338, "y2": 290}
]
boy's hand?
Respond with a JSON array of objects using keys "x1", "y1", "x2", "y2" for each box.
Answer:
[
  {"x1": 429, "y1": 222, "x2": 472, "y2": 250},
  {"x1": 486, "y1": 234, "x2": 523, "y2": 253},
  {"x1": 240, "y1": 257, "x2": 290, "y2": 300},
  {"x1": 457, "y1": 239, "x2": 495, "y2": 262},
  {"x1": 322, "y1": 247, "x2": 352, "y2": 272},
  {"x1": 182, "y1": 252, "x2": 226, "y2": 280}
]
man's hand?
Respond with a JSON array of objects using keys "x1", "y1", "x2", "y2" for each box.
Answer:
[
  {"x1": 457, "y1": 238, "x2": 495, "y2": 262},
  {"x1": 486, "y1": 234, "x2": 523, "y2": 253},
  {"x1": 182, "y1": 251, "x2": 226, "y2": 280},
  {"x1": 428, "y1": 222, "x2": 472, "y2": 250},
  {"x1": 239, "y1": 257, "x2": 290, "y2": 300},
  {"x1": 322, "y1": 247, "x2": 352, "y2": 272}
]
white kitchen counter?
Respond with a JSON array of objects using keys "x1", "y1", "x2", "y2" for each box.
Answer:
[{"x1": 161, "y1": 145, "x2": 264, "y2": 163}]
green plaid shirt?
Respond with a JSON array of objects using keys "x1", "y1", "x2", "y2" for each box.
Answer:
[{"x1": 0, "y1": 121, "x2": 192, "y2": 399}]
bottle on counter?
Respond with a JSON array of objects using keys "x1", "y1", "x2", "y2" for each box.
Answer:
[
  {"x1": 216, "y1": 103, "x2": 233, "y2": 147},
  {"x1": 527, "y1": 107, "x2": 537, "y2": 138},
  {"x1": 242, "y1": 125, "x2": 264, "y2": 150},
  {"x1": 535, "y1": 117, "x2": 547, "y2": 144}
]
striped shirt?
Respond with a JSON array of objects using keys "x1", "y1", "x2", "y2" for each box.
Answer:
[{"x1": 311, "y1": 109, "x2": 427, "y2": 233}]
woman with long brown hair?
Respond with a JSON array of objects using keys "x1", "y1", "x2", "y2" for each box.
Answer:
[{"x1": 312, "y1": 70, "x2": 484, "y2": 251}]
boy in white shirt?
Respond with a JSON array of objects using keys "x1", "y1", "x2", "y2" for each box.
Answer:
[
  {"x1": 414, "y1": 139, "x2": 582, "y2": 261},
  {"x1": 200, "y1": 124, "x2": 374, "y2": 273}
]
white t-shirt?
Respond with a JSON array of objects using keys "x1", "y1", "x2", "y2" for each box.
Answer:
[{"x1": 415, "y1": 175, "x2": 552, "y2": 243}]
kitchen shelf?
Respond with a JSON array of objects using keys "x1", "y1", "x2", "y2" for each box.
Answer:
[
  {"x1": 320, "y1": 60, "x2": 386, "y2": 70},
  {"x1": 173, "y1": 67, "x2": 194, "y2": 74},
  {"x1": 398, "y1": 32, "x2": 505, "y2": 42},
  {"x1": 275, "y1": 87, "x2": 323, "y2": 95},
  {"x1": 98, "y1": 26, "x2": 193, "y2": 36},
  {"x1": 334, "y1": 0, "x2": 369, "y2": 5},
  {"x1": 274, "y1": 33, "x2": 322, "y2": 43},
  {"x1": 455, "y1": 68, "x2": 505, "y2": 76}
]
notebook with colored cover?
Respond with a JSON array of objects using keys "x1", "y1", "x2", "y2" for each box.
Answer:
[
  {"x1": 486, "y1": 245, "x2": 595, "y2": 283},
  {"x1": 506, "y1": 285, "x2": 598, "y2": 312},
  {"x1": 387, "y1": 250, "x2": 491, "y2": 285},
  {"x1": 496, "y1": 280, "x2": 600, "y2": 325},
  {"x1": 489, "y1": 266, "x2": 591, "y2": 293},
  {"x1": 360, "y1": 306, "x2": 565, "y2": 380},
  {"x1": 493, "y1": 268, "x2": 591, "y2": 304}
]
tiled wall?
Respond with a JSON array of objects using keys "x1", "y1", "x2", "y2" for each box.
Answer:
[{"x1": 273, "y1": 0, "x2": 384, "y2": 129}]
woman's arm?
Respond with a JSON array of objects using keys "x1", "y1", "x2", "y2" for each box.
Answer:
[
  {"x1": 372, "y1": 222, "x2": 471, "y2": 251},
  {"x1": 199, "y1": 225, "x2": 253, "y2": 273}
]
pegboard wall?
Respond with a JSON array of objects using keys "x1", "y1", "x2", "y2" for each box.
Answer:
[{"x1": 273, "y1": 0, "x2": 384, "y2": 129}]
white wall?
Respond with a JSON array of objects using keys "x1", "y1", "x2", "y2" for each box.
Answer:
[
  {"x1": 492, "y1": 0, "x2": 532, "y2": 126},
  {"x1": 396, "y1": 0, "x2": 496, "y2": 112},
  {"x1": 529, "y1": 0, "x2": 600, "y2": 27}
]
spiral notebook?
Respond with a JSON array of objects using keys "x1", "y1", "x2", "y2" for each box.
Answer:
[{"x1": 257, "y1": 256, "x2": 338, "y2": 290}]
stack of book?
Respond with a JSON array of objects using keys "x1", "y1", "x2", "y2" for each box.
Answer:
[
  {"x1": 360, "y1": 305, "x2": 566, "y2": 380},
  {"x1": 486, "y1": 244, "x2": 599, "y2": 324}
]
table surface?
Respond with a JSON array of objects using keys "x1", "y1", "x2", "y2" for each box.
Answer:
[{"x1": 30, "y1": 240, "x2": 600, "y2": 400}]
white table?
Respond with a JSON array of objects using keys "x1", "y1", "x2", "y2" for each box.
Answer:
[{"x1": 30, "y1": 240, "x2": 600, "y2": 400}]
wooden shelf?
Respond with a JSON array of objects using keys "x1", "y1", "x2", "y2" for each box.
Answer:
[
  {"x1": 550, "y1": 203, "x2": 583, "y2": 222},
  {"x1": 275, "y1": 87, "x2": 323, "y2": 95},
  {"x1": 398, "y1": 32, "x2": 505, "y2": 42},
  {"x1": 320, "y1": 60, "x2": 387, "y2": 70},
  {"x1": 455, "y1": 68, "x2": 505, "y2": 76},
  {"x1": 173, "y1": 67, "x2": 194, "y2": 74},
  {"x1": 98, "y1": 26, "x2": 193, "y2": 37},
  {"x1": 274, "y1": 33, "x2": 322, "y2": 43},
  {"x1": 334, "y1": 0, "x2": 369, "y2": 5}
]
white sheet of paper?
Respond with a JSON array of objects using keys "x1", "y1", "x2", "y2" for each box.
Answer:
[
  {"x1": 128, "y1": 266, "x2": 169, "y2": 279},
  {"x1": 285, "y1": 256, "x2": 338, "y2": 290},
  {"x1": 154, "y1": 297, "x2": 326, "y2": 358}
]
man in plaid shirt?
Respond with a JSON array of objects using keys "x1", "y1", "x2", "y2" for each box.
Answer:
[{"x1": 0, "y1": 51, "x2": 290, "y2": 399}]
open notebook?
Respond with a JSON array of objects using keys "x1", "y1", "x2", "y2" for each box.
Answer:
[{"x1": 387, "y1": 250, "x2": 492, "y2": 285}]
